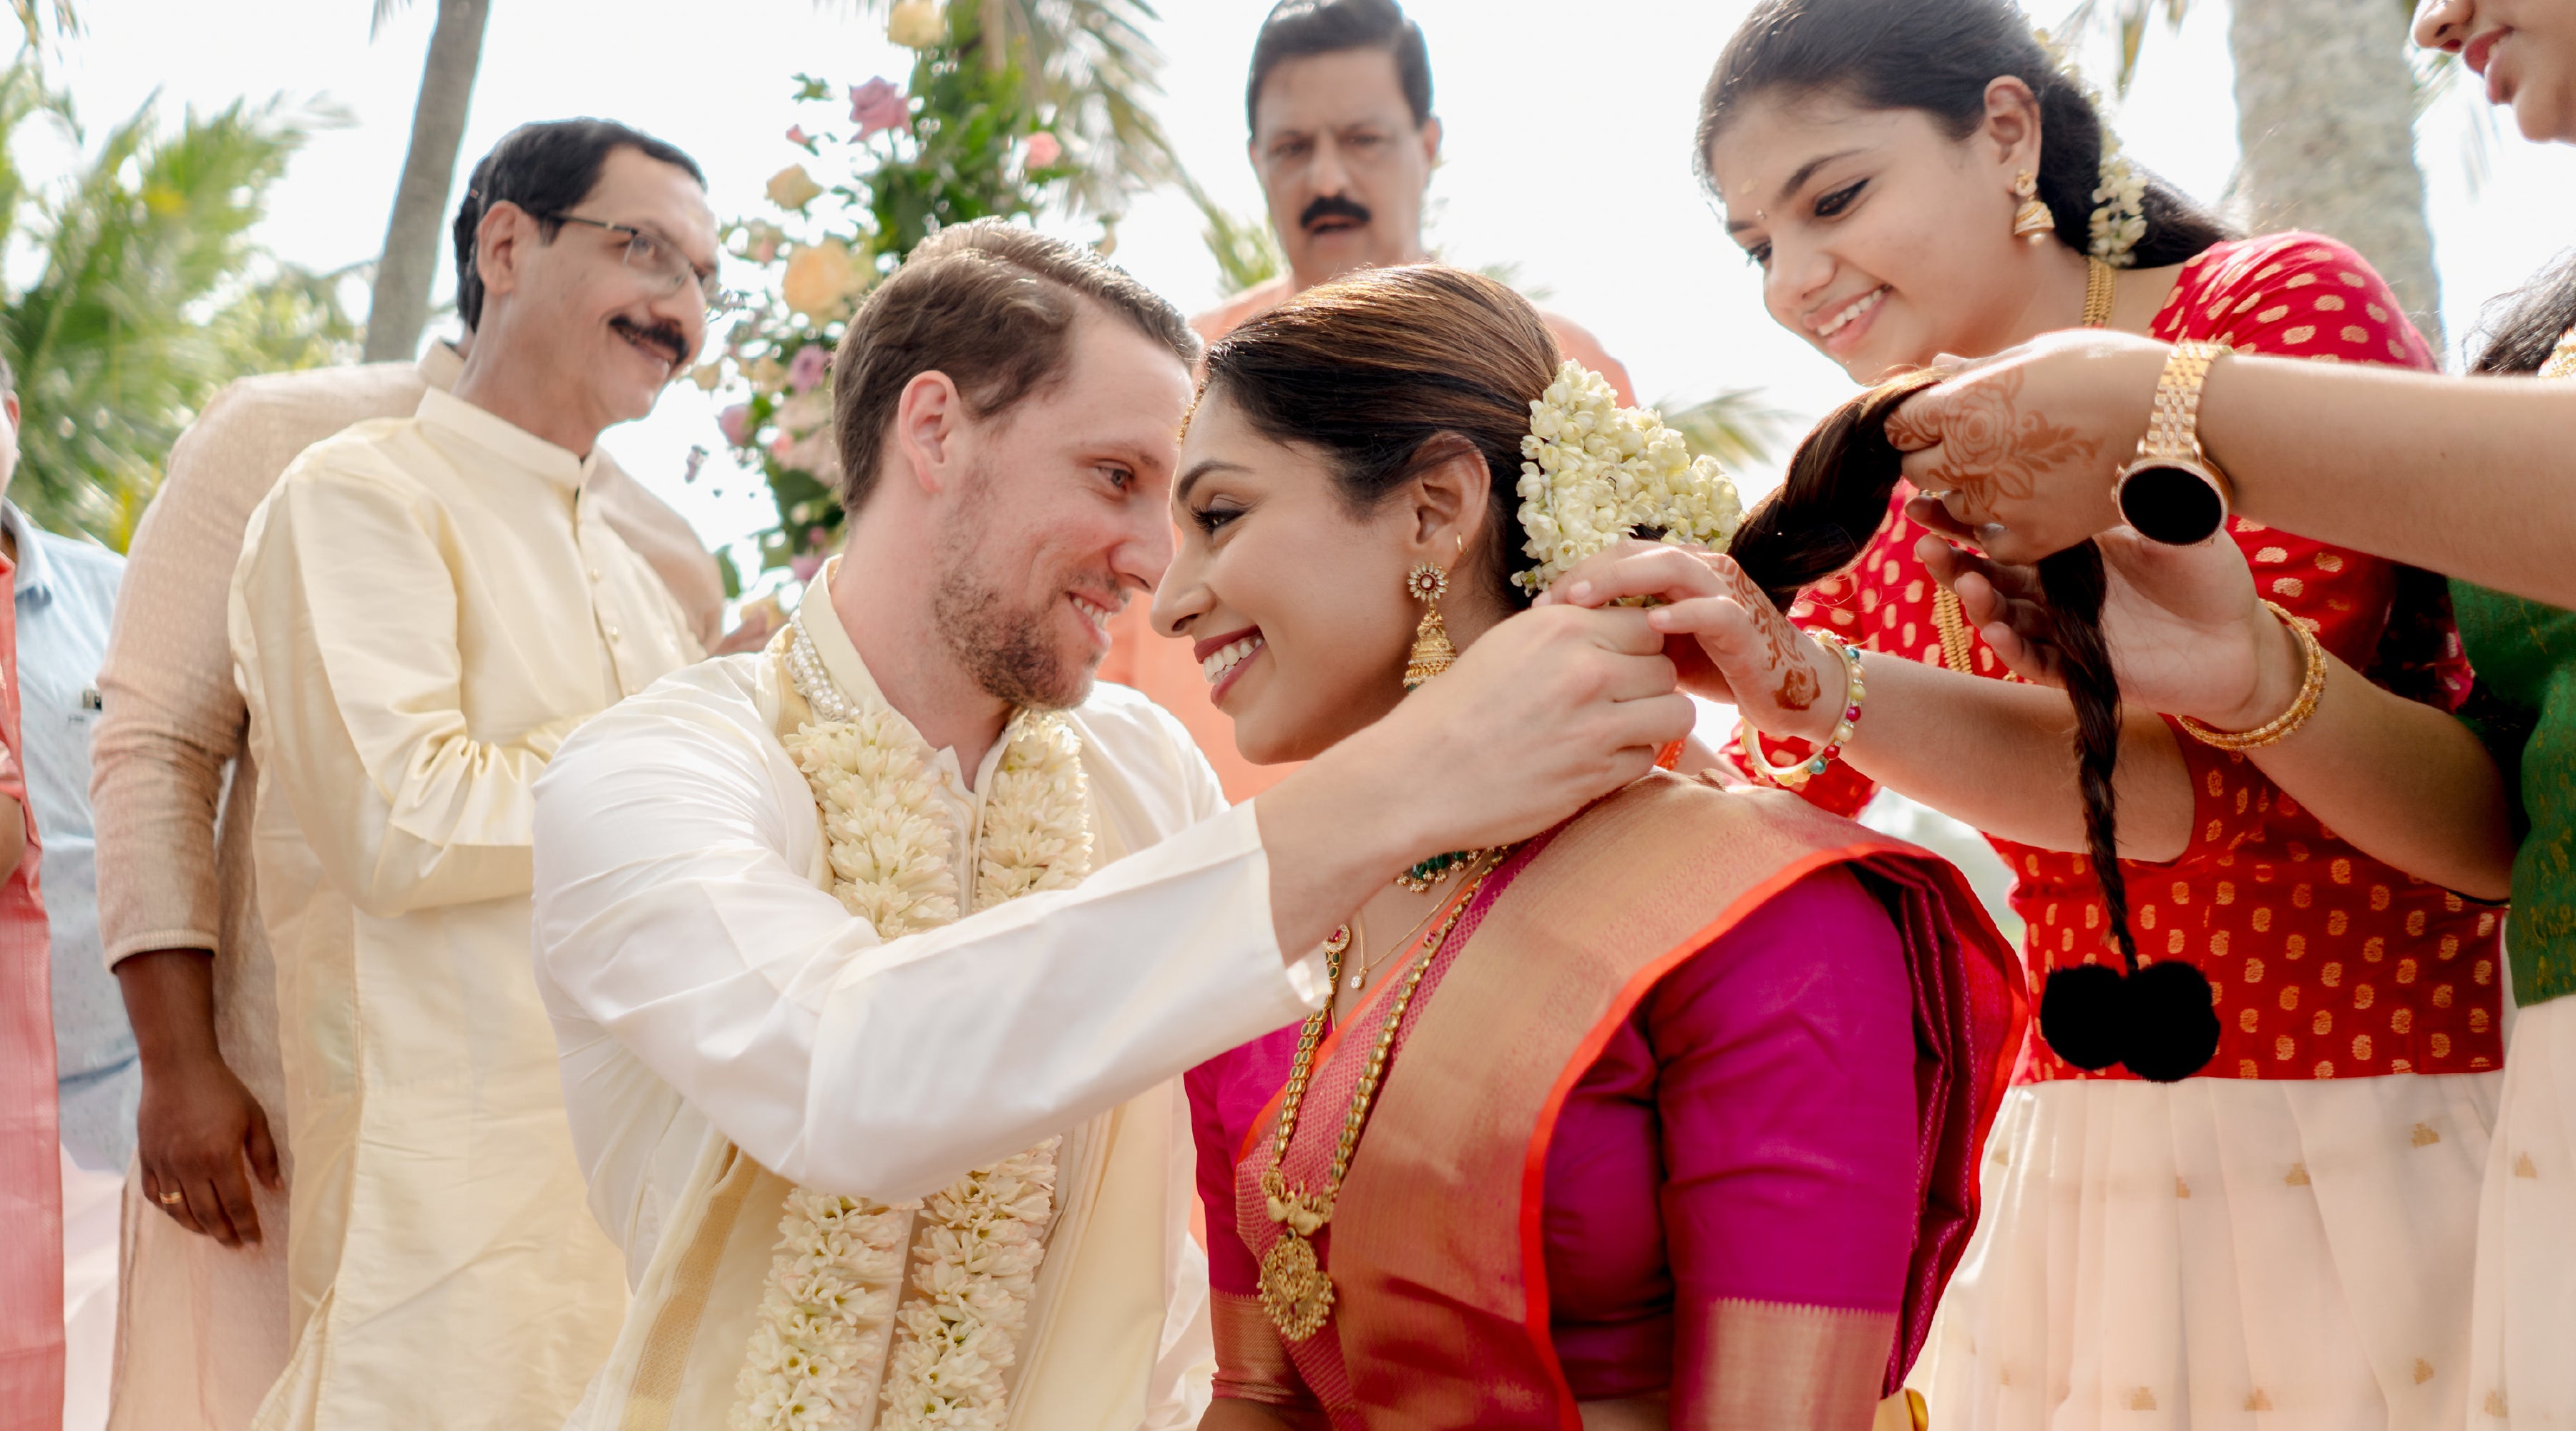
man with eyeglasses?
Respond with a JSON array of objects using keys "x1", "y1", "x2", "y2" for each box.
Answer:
[
  {"x1": 1099, "y1": 0, "x2": 1641, "y2": 805},
  {"x1": 94, "y1": 122, "x2": 740, "y2": 1431},
  {"x1": 216, "y1": 118, "x2": 718, "y2": 1431}
]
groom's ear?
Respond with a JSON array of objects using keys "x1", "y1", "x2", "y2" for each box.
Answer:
[
  {"x1": 892, "y1": 370, "x2": 967, "y2": 496},
  {"x1": 1405, "y1": 436, "x2": 1491, "y2": 557}
]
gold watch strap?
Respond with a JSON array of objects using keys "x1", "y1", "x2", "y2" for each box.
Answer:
[{"x1": 2142, "y1": 340, "x2": 2227, "y2": 463}]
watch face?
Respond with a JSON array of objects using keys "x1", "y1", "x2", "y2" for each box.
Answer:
[{"x1": 2117, "y1": 462, "x2": 2228, "y2": 544}]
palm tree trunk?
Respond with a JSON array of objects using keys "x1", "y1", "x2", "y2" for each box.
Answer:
[
  {"x1": 361, "y1": 0, "x2": 489, "y2": 363},
  {"x1": 2230, "y1": 0, "x2": 2441, "y2": 346}
]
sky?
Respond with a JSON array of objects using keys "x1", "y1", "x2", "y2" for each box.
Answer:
[{"x1": 42, "y1": 0, "x2": 2576, "y2": 571}]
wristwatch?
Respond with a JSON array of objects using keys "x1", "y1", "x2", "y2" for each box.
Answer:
[{"x1": 2113, "y1": 340, "x2": 2234, "y2": 544}]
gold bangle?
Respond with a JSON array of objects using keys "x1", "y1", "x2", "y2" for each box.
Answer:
[{"x1": 2176, "y1": 600, "x2": 2325, "y2": 751}]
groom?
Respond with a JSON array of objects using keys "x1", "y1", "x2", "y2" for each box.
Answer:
[{"x1": 530, "y1": 220, "x2": 1689, "y2": 1424}]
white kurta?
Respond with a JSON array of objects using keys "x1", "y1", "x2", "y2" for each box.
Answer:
[
  {"x1": 228, "y1": 388, "x2": 703, "y2": 1431},
  {"x1": 530, "y1": 565, "x2": 1326, "y2": 1427}
]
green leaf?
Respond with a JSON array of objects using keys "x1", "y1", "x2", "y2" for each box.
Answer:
[{"x1": 0, "y1": 52, "x2": 356, "y2": 547}]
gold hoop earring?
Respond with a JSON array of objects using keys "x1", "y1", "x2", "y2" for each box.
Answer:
[
  {"x1": 1403, "y1": 562, "x2": 1455, "y2": 691},
  {"x1": 2011, "y1": 170, "x2": 2054, "y2": 245}
]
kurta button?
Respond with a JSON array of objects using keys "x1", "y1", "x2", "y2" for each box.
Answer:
[
  {"x1": 588, "y1": 568, "x2": 602, "y2": 582},
  {"x1": 606, "y1": 624, "x2": 621, "y2": 640}
]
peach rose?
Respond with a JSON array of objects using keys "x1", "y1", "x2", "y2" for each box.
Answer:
[
  {"x1": 887, "y1": 0, "x2": 945, "y2": 49},
  {"x1": 765, "y1": 164, "x2": 821, "y2": 212},
  {"x1": 781, "y1": 240, "x2": 857, "y2": 321}
]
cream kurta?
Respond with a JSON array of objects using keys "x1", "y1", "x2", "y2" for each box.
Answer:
[
  {"x1": 94, "y1": 344, "x2": 720, "y2": 1431},
  {"x1": 531, "y1": 565, "x2": 1325, "y2": 1428},
  {"x1": 228, "y1": 387, "x2": 702, "y2": 1431}
]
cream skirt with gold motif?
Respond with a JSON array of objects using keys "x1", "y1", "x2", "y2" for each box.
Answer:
[
  {"x1": 1913, "y1": 1073, "x2": 2499, "y2": 1429},
  {"x1": 2467, "y1": 994, "x2": 2576, "y2": 1426}
]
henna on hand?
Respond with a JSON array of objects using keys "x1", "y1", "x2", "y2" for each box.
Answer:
[
  {"x1": 1916, "y1": 366, "x2": 2104, "y2": 515},
  {"x1": 1712, "y1": 560, "x2": 1821, "y2": 712}
]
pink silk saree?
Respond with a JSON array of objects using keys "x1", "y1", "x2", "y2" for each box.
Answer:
[{"x1": 1203, "y1": 771, "x2": 2024, "y2": 1428}]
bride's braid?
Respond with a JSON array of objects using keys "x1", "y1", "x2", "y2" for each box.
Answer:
[{"x1": 1736, "y1": 377, "x2": 2212, "y2": 1079}]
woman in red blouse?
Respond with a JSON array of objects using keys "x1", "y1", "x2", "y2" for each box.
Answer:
[{"x1": 1663, "y1": 1, "x2": 2507, "y2": 1424}]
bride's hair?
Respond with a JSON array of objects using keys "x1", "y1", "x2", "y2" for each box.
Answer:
[
  {"x1": 1197, "y1": 263, "x2": 1559, "y2": 609},
  {"x1": 1732, "y1": 377, "x2": 2134, "y2": 970},
  {"x1": 1695, "y1": 0, "x2": 2232, "y2": 269},
  {"x1": 1745, "y1": 381, "x2": 2220, "y2": 1080}
]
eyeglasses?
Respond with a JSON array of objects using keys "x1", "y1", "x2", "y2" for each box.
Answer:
[{"x1": 544, "y1": 212, "x2": 743, "y2": 318}]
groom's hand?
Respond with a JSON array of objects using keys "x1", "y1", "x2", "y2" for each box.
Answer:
[
  {"x1": 1392, "y1": 603, "x2": 1692, "y2": 847},
  {"x1": 1254, "y1": 605, "x2": 1690, "y2": 959}
]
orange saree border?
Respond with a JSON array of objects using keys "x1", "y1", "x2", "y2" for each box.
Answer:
[{"x1": 1234, "y1": 771, "x2": 2027, "y2": 1430}]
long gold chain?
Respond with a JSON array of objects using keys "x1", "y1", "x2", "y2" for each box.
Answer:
[
  {"x1": 1255, "y1": 851, "x2": 1506, "y2": 1340},
  {"x1": 2542, "y1": 323, "x2": 2576, "y2": 381},
  {"x1": 1928, "y1": 260, "x2": 2116, "y2": 677},
  {"x1": 2082, "y1": 254, "x2": 2117, "y2": 331},
  {"x1": 1931, "y1": 591, "x2": 1977, "y2": 675}
]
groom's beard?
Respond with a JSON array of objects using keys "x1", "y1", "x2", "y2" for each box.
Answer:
[{"x1": 932, "y1": 474, "x2": 1091, "y2": 711}]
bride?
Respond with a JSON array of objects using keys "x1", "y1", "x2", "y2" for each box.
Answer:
[{"x1": 1156, "y1": 262, "x2": 2025, "y2": 1428}]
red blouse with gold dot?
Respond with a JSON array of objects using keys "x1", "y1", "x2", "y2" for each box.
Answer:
[{"x1": 1735, "y1": 232, "x2": 2504, "y2": 1083}]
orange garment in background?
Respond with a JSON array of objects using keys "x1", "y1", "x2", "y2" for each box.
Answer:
[
  {"x1": 1103, "y1": 286, "x2": 1637, "y2": 802},
  {"x1": 0, "y1": 549, "x2": 55, "y2": 1431}
]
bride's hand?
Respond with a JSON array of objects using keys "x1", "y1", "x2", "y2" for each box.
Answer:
[
  {"x1": 1912, "y1": 497, "x2": 2301, "y2": 730},
  {"x1": 1538, "y1": 539, "x2": 1845, "y2": 747}
]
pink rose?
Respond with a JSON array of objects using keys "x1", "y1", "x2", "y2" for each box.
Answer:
[
  {"x1": 790, "y1": 553, "x2": 826, "y2": 582},
  {"x1": 786, "y1": 344, "x2": 829, "y2": 394},
  {"x1": 718, "y1": 403, "x2": 752, "y2": 447},
  {"x1": 769, "y1": 432, "x2": 797, "y2": 460},
  {"x1": 786, "y1": 124, "x2": 811, "y2": 147},
  {"x1": 1022, "y1": 132, "x2": 1063, "y2": 170},
  {"x1": 849, "y1": 79, "x2": 909, "y2": 140}
]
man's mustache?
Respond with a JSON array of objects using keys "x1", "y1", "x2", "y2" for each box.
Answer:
[
  {"x1": 610, "y1": 316, "x2": 689, "y2": 368},
  {"x1": 1298, "y1": 195, "x2": 1372, "y2": 233}
]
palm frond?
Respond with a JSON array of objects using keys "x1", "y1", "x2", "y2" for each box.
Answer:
[
  {"x1": 1660, "y1": 389, "x2": 1790, "y2": 470},
  {"x1": 1183, "y1": 178, "x2": 1281, "y2": 297},
  {"x1": 9, "y1": 0, "x2": 76, "y2": 46},
  {"x1": 824, "y1": 0, "x2": 1177, "y2": 213},
  {"x1": 2053, "y1": 0, "x2": 2190, "y2": 96},
  {"x1": 0, "y1": 69, "x2": 356, "y2": 543}
]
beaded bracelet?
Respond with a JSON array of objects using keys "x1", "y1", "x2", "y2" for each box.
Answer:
[
  {"x1": 2176, "y1": 600, "x2": 2325, "y2": 751},
  {"x1": 1740, "y1": 633, "x2": 1866, "y2": 788}
]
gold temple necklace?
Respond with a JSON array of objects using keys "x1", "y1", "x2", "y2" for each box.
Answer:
[{"x1": 1257, "y1": 851, "x2": 1506, "y2": 1341}]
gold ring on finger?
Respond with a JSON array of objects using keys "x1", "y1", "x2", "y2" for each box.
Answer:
[{"x1": 158, "y1": 1188, "x2": 182, "y2": 1205}]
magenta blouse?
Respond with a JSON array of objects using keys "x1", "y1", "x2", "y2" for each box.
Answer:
[{"x1": 1187, "y1": 865, "x2": 1924, "y2": 1400}]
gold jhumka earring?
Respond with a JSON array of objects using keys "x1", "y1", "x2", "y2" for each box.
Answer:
[
  {"x1": 2011, "y1": 170, "x2": 2054, "y2": 245},
  {"x1": 1402, "y1": 562, "x2": 1455, "y2": 690},
  {"x1": 1395, "y1": 559, "x2": 1486, "y2": 893}
]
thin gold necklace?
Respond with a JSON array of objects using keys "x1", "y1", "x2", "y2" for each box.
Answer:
[
  {"x1": 1930, "y1": 256, "x2": 2117, "y2": 675},
  {"x1": 1342, "y1": 897, "x2": 1448, "y2": 994},
  {"x1": 1257, "y1": 851, "x2": 1506, "y2": 1340}
]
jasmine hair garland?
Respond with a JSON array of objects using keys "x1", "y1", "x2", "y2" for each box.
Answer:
[
  {"x1": 731, "y1": 612, "x2": 1091, "y2": 1431},
  {"x1": 2033, "y1": 27, "x2": 2147, "y2": 268},
  {"x1": 1513, "y1": 361, "x2": 1745, "y2": 592}
]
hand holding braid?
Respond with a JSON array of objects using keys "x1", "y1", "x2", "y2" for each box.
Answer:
[{"x1": 1563, "y1": 373, "x2": 2218, "y2": 1081}]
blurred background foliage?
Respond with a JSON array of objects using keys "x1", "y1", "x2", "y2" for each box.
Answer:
[{"x1": 0, "y1": 50, "x2": 356, "y2": 545}]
